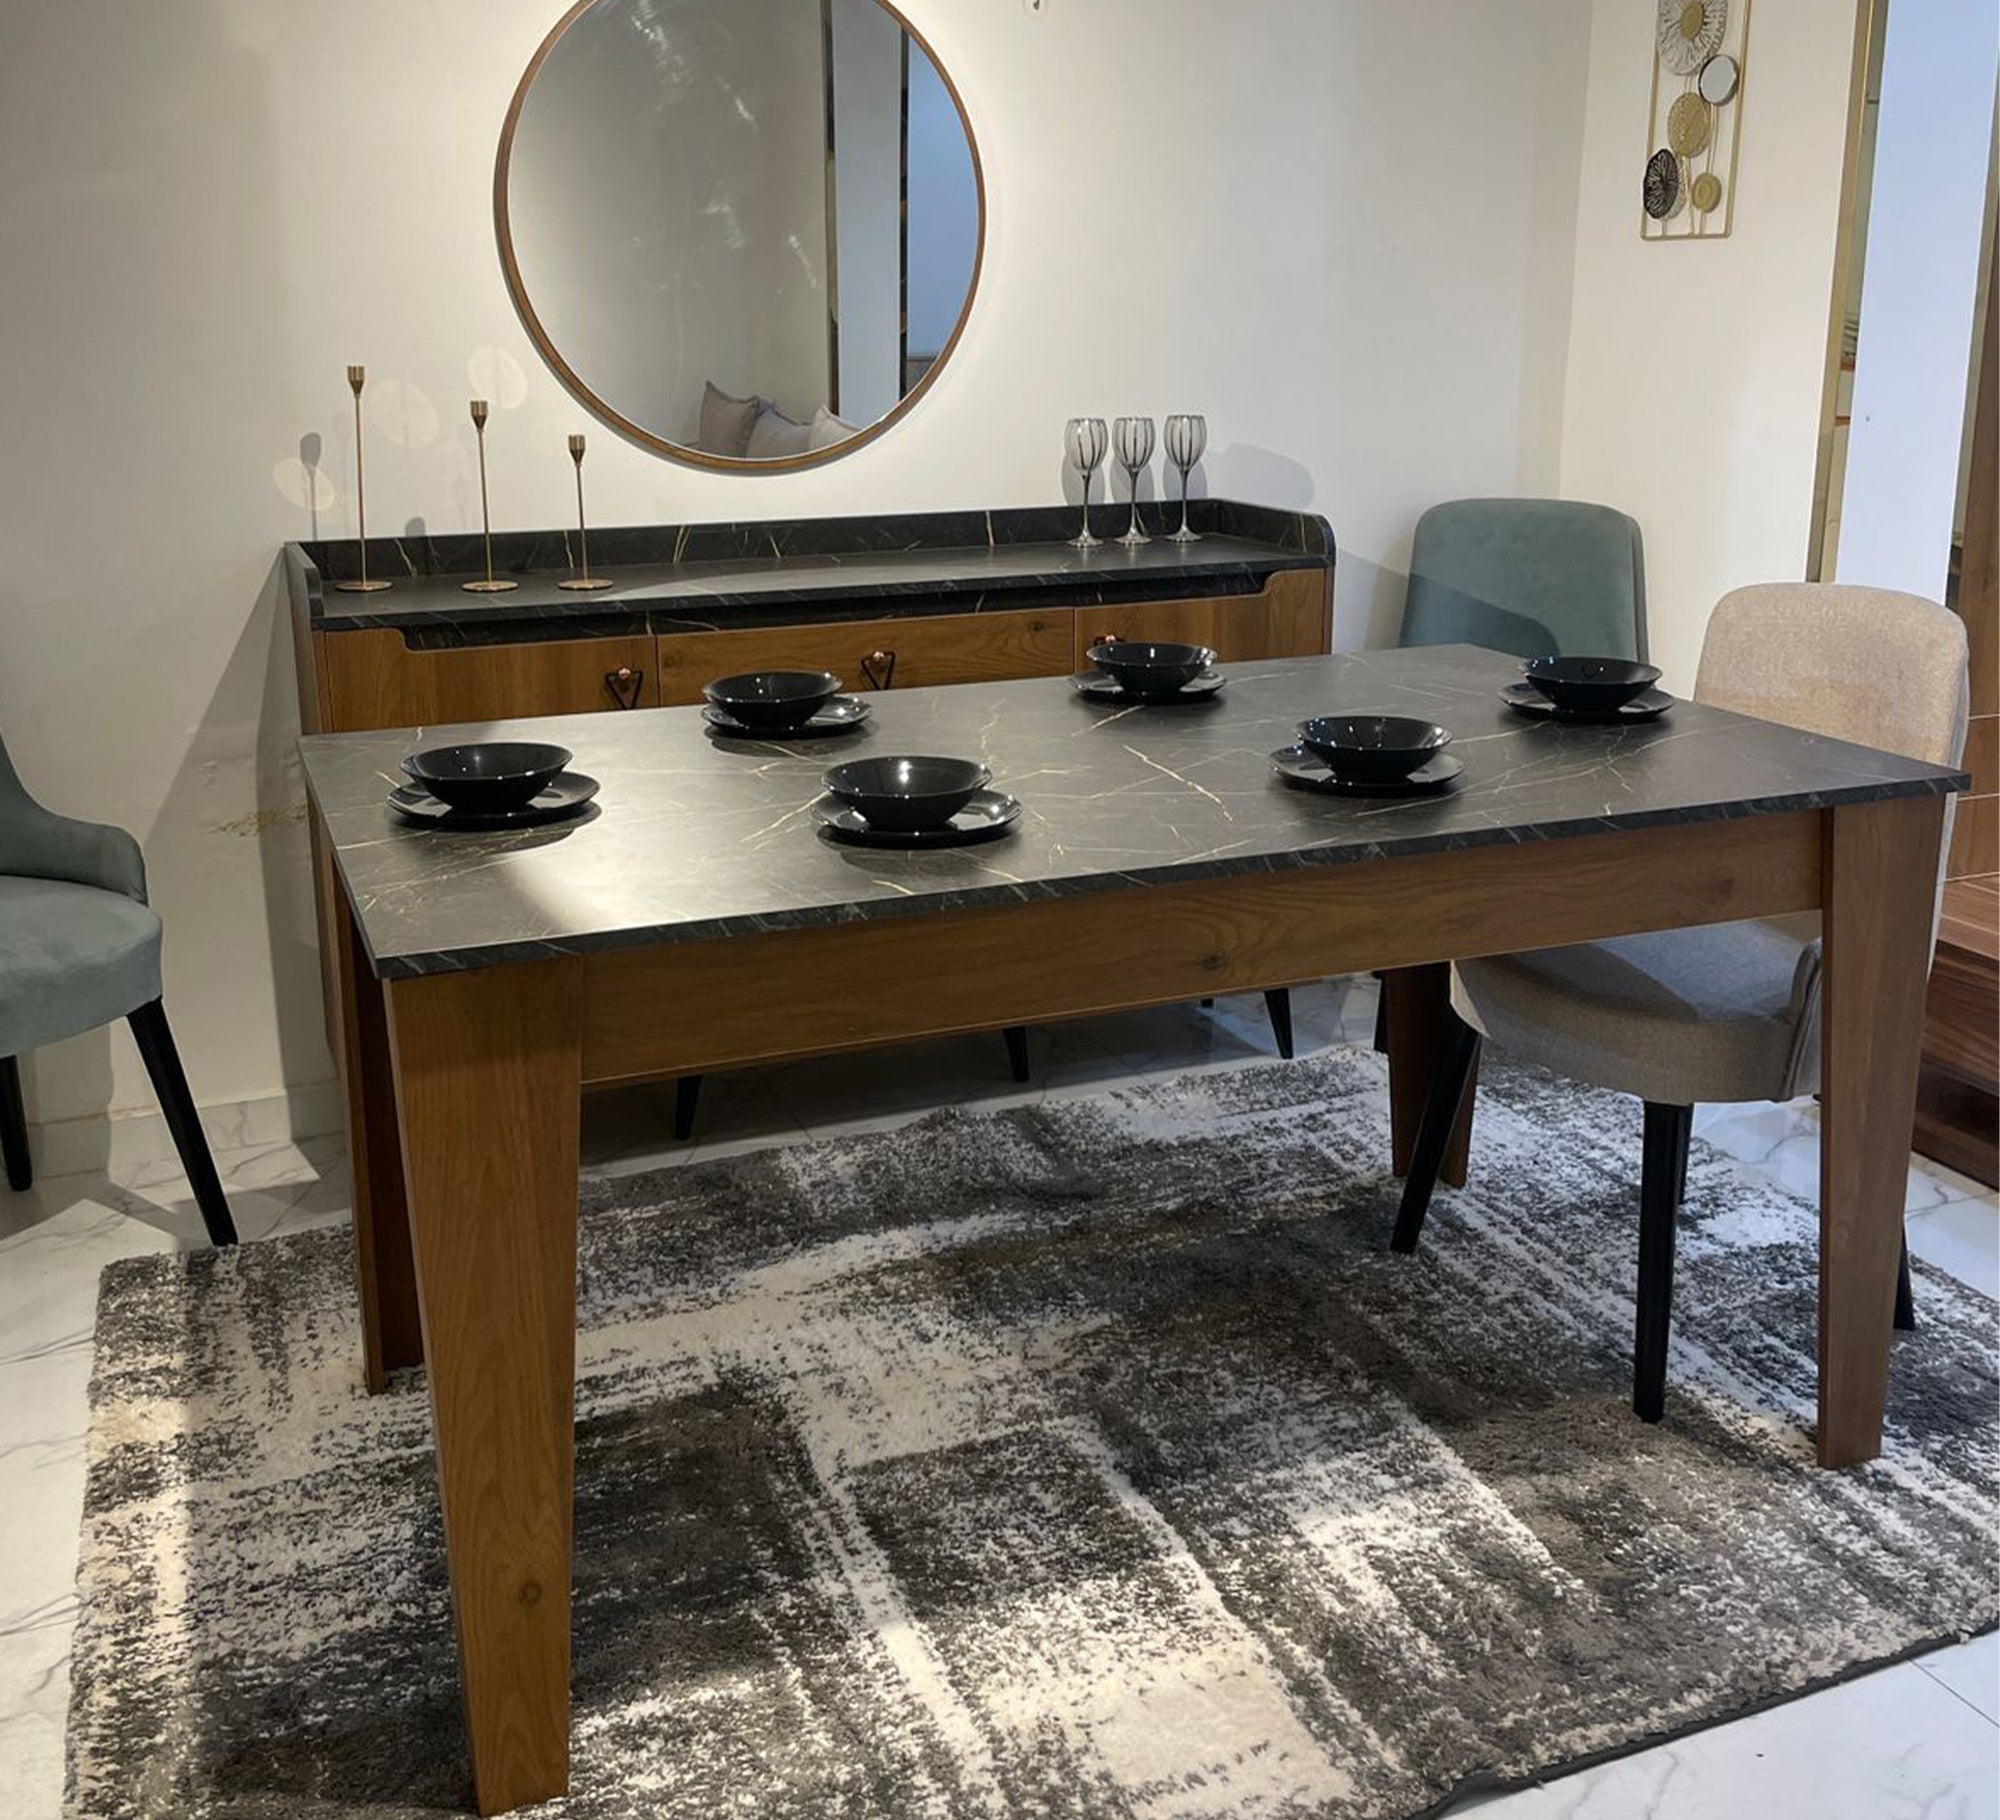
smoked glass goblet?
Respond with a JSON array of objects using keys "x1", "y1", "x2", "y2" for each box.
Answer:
[
  {"x1": 1112, "y1": 416, "x2": 1156, "y2": 547},
  {"x1": 1163, "y1": 413, "x2": 1208, "y2": 543},
  {"x1": 1065, "y1": 416, "x2": 1109, "y2": 549}
]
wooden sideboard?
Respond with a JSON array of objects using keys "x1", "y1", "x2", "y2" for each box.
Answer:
[{"x1": 287, "y1": 499, "x2": 1336, "y2": 1109}]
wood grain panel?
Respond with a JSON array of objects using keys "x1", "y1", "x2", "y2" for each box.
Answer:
[
  {"x1": 319, "y1": 628, "x2": 660, "y2": 732},
  {"x1": 1948, "y1": 793, "x2": 1997, "y2": 878},
  {"x1": 580, "y1": 813, "x2": 1823, "y2": 1086},
  {"x1": 1818, "y1": 793, "x2": 1947, "y2": 1468},
  {"x1": 652, "y1": 607, "x2": 1073, "y2": 704},
  {"x1": 1961, "y1": 716, "x2": 1997, "y2": 799},
  {"x1": 337, "y1": 884, "x2": 422, "y2": 1394},
  {"x1": 1074, "y1": 569, "x2": 1331, "y2": 664},
  {"x1": 385, "y1": 960, "x2": 583, "y2": 1816}
]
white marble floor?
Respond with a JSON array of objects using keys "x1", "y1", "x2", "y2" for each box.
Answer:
[{"x1": 2, "y1": 979, "x2": 1994, "y2": 1818}]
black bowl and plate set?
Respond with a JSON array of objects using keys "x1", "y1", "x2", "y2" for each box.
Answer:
[
  {"x1": 385, "y1": 646, "x2": 1673, "y2": 838},
  {"x1": 390, "y1": 741, "x2": 599, "y2": 829}
]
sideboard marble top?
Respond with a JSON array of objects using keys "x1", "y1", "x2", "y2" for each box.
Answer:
[
  {"x1": 299, "y1": 645, "x2": 1967, "y2": 980},
  {"x1": 287, "y1": 500, "x2": 1333, "y2": 642}
]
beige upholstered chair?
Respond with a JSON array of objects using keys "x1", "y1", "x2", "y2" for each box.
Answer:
[{"x1": 1393, "y1": 583, "x2": 1970, "y2": 1422}]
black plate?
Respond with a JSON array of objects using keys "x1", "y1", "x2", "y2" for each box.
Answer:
[
  {"x1": 1271, "y1": 746, "x2": 1462, "y2": 796},
  {"x1": 704, "y1": 697, "x2": 872, "y2": 739},
  {"x1": 811, "y1": 788, "x2": 1022, "y2": 848},
  {"x1": 389, "y1": 772, "x2": 600, "y2": 829},
  {"x1": 1501, "y1": 682, "x2": 1673, "y2": 723},
  {"x1": 1068, "y1": 670, "x2": 1227, "y2": 704}
]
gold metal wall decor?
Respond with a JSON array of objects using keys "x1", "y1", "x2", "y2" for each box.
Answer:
[
  {"x1": 336, "y1": 365, "x2": 393, "y2": 593},
  {"x1": 1643, "y1": 0, "x2": 1751, "y2": 240}
]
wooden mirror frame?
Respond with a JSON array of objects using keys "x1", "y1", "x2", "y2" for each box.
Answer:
[{"x1": 494, "y1": 0, "x2": 987, "y2": 472}]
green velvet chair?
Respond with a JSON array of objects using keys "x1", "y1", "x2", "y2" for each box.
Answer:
[
  {"x1": 0, "y1": 726, "x2": 236, "y2": 1245},
  {"x1": 1399, "y1": 497, "x2": 1647, "y2": 659}
]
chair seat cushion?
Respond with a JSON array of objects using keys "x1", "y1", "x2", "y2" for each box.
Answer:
[
  {"x1": 0, "y1": 876, "x2": 162, "y2": 1056},
  {"x1": 1451, "y1": 913, "x2": 1820, "y2": 1107}
]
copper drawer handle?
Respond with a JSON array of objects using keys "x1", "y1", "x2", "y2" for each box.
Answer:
[
  {"x1": 861, "y1": 648, "x2": 897, "y2": 690},
  {"x1": 1089, "y1": 633, "x2": 1120, "y2": 650},
  {"x1": 604, "y1": 665, "x2": 644, "y2": 710}
]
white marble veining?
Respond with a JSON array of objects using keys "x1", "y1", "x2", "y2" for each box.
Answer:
[{"x1": 0, "y1": 979, "x2": 1993, "y2": 1820}]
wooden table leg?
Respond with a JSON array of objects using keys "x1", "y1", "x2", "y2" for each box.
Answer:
[
  {"x1": 1818, "y1": 794, "x2": 1947, "y2": 1468},
  {"x1": 336, "y1": 894, "x2": 422, "y2": 1392},
  {"x1": 1382, "y1": 964, "x2": 1477, "y2": 1189},
  {"x1": 385, "y1": 959, "x2": 584, "y2": 1815}
]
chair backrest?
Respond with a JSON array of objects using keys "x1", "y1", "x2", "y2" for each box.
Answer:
[
  {"x1": 1399, "y1": 498, "x2": 1647, "y2": 660},
  {"x1": 1694, "y1": 583, "x2": 1969, "y2": 768}
]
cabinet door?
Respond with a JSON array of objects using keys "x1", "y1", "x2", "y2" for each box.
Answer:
[
  {"x1": 1074, "y1": 569, "x2": 1330, "y2": 666},
  {"x1": 653, "y1": 607, "x2": 1074, "y2": 704},
  {"x1": 319, "y1": 629, "x2": 660, "y2": 732}
]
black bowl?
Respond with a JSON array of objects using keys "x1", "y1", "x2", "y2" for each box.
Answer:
[
  {"x1": 1521, "y1": 656, "x2": 1663, "y2": 712},
  {"x1": 401, "y1": 740, "x2": 573, "y2": 812},
  {"x1": 1296, "y1": 715, "x2": 1452, "y2": 783},
  {"x1": 1088, "y1": 641, "x2": 1217, "y2": 693},
  {"x1": 703, "y1": 669, "x2": 843, "y2": 728},
  {"x1": 823, "y1": 755, "x2": 991, "y2": 834}
]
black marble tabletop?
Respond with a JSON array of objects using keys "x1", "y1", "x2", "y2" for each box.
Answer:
[
  {"x1": 289, "y1": 500, "x2": 1333, "y2": 642},
  {"x1": 297, "y1": 646, "x2": 1967, "y2": 980}
]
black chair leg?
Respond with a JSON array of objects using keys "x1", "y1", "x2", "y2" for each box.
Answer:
[
  {"x1": 1002, "y1": 1026, "x2": 1031, "y2": 1084},
  {"x1": 1634, "y1": 1102, "x2": 1692, "y2": 1423},
  {"x1": 1263, "y1": 989, "x2": 1296, "y2": 1060},
  {"x1": 1895, "y1": 1237, "x2": 1917, "y2": 1332},
  {"x1": 0, "y1": 1055, "x2": 31, "y2": 1192},
  {"x1": 1200, "y1": 998, "x2": 1214, "y2": 1009},
  {"x1": 1671, "y1": 1114, "x2": 1691, "y2": 1206},
  {"x1": 673, "y1": 1075, "x2": 703, "y2": 1142},
  {"x1": 1391, "y1": 1012, "x2": 1481, "y2": 1254},
  {"x1": 126, "y1": 1001, "x2": 236, "y2": 1247}
]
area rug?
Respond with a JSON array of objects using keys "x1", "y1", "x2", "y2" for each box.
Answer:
[{"x1": 65, "y1": 1050, "x2": 1998, "y2": 1819}]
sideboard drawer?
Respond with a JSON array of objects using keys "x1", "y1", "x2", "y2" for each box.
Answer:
[
  {"x1": 1074, "y1": 570, "x2": 1329, "y2": 665},
  {"x1": 653, "y1": 608, "x2": 1074, "y2": 703},
  {"x1": 319, "y1": 630, "x2": 660, "y2": 731}
]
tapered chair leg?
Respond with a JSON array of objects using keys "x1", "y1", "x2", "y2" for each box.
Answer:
[
  {"x1": 1002, "y1": 1026, "x2": 1031, "y2": 1084},
  {"x1": 0, "y1": 1056, "x2": 31, "y2": 1192},
  {"x1": 1671, "y1": 1114, "x2": 1691, "y2": 1206},
  {"x1": 1263, "y1": 989, "x2": 1295, "y2": 1060},
  {"x1": 1633, "y1": 1102, "x2": 1692, "y2": 1423},
  {"x1": 1894, "y1": 1237, "x2": 1917, "y2": 1332},
  {"x1": 1391, "y1": 1012, "x2": 1481, "y2": 1254},
  {"x1": 126, "y1": 1002, "x2": 236, "y2": 1247},
  {"x1": 673, "y1": 1075, "x2": 703, "y2": 1142}
]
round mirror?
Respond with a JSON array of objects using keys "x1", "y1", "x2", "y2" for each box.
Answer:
[{"x1": 497, "y1": 0, "x2": 984, "y2": 468}]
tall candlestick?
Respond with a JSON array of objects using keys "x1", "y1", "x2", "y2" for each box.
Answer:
[
  {"x1": 558, "y1": 433, "x2": 613, "y2": 591},
  {"x1": 335, "y1": 365, "x2": 393, "y2": 593},
  {"x1": 462, "y1": 399, "x2": 518, "y2": 593}
]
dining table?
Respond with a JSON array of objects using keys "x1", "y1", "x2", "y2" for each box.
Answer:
[{"x1": 297, "y1": 642, "x2": 1965, "y2": 1816}]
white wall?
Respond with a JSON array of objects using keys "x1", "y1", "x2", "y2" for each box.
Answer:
[
  {"x1": 1558, "y1": 0, "x2": 1867, "y2": 692},
  {"x1": 0, "y1": 0, "x2": 1588, "y2": 1133},
  {"x1": 1836, "y1": 0, "x2": 2000, "y2": 598}
]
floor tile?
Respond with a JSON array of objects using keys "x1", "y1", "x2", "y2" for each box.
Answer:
[
  {"x1": 1917, "y1": 1631, "x2": 2000, "y2": 1726},
  {"x1": 1455, "y1": 1659, "x2": 1999, "y2": 1817}
]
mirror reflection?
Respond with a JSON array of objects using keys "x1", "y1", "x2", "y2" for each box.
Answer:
[{"x1": 499, "y1": 0, "x2": 982, "y2": 466}]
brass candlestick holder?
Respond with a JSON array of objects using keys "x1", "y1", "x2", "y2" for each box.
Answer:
[
  {"x1": 462, "y1": 399, "x2": 518, "y2": 593},
  {"x1": 335, "y1": 365, "x2": 393, "y2": 593},
  {"x1": 559, "y1": 433, "x2": 613, "y2": 591}
]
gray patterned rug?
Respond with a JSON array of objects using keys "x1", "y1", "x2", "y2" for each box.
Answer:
[{"x1": 66, "y1": 1051, "x2": 1998, "y2": 1819}]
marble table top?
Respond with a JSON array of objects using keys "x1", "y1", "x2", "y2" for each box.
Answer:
[
  {"x1": 298, "y1": 646, "x2": 1967, "y2": 979},
  {"x1": 302, "y1": 534, "x2": 1322, "y2": 637}
]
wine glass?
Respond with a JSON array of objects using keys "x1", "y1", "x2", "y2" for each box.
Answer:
[
  {"x1": 1065, "y1": 416, "x2": 1108, "y2": 549},
  {"x1": 1112, "y1": 416, "x2": 1156, "y2": 547},
  {"x1": 1163, "y1": 413, "x2": 1208, "y2": 543}
]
